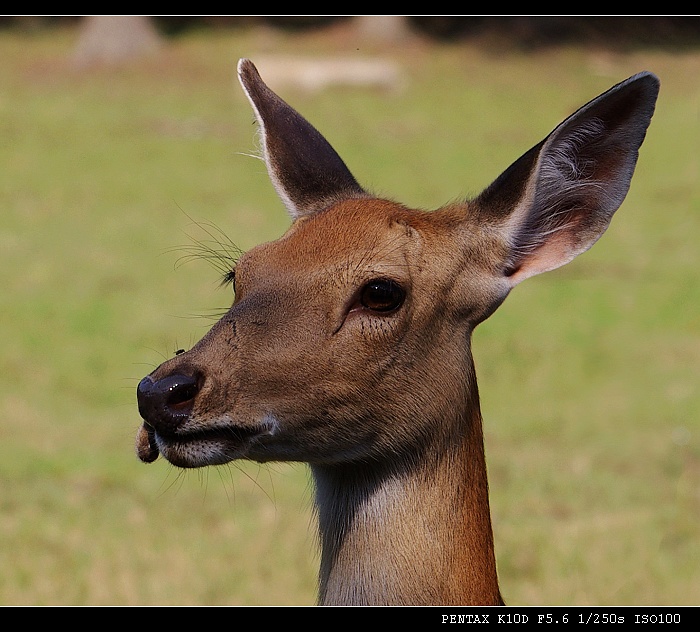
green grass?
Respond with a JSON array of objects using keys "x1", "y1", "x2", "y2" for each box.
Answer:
[{"x1": 0, "y1": 23, "x2": 698, "y2": 605}]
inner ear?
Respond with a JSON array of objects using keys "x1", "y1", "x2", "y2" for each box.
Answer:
[
  {"x1": 475, "y1": 72, "x2": 659, "y2": 286},
  {"x1": 504, "y1": 226, "x2": 578, "y2": 283},
  {"x1": 503, "y1": 123, "x2": 613, "y2": 284}
]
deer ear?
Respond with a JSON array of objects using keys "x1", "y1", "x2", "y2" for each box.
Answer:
[
  {"x1": 475, "y1": 72, "x2": 659, "y2": 286},
  {"x1": 237, "y1": 59, "x2": 367, "y2": 220}
]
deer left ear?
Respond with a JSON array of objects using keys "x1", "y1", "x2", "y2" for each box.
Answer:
[
  {"x1": 237, "y1": 59, "x2": 368, "y2": 220},
  {"x1": 475, "y1": 72, "x2": 659, "y2": 286}
]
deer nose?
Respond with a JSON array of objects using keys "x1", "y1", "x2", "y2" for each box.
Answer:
[{"x1": 137, "y1": 373, "x2": 200, "y2": 432}]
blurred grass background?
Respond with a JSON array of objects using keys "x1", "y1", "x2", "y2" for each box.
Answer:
[{"x1": 0, "y1": 17, "x2": 698, "y2": 605}]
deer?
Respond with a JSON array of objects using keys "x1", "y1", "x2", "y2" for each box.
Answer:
[{"x1": 136, "y1": 59, "x2": 659, "y2": 605}]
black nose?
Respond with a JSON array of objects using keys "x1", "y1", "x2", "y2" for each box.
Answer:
[{"x1": 137, "y1": 373, "x2": 200, "y2": 432}]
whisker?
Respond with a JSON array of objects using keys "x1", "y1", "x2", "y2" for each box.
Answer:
[{"x1": 166, "y1": 211, "x2": 244, "y2": 286}]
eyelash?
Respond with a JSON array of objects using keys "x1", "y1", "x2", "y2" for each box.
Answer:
[{"x1": 222, "y1": 268, "x2": 236, "y2": 290}]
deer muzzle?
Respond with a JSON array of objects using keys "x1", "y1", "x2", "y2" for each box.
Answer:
[{"x1": 136, "y1": 373, "x2": 200, "y2": 463}]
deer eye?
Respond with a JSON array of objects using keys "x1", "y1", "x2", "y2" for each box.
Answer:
[{"x1": 360, "y1": 279, "x2": 405, "y2": 313}]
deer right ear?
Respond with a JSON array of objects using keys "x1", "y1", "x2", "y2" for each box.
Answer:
[
  {"x1": 474, "y1": 72, "x2": 659, "y2": 286},
  {"x1": 237, "y1": 59, "x2": 367, "y2": 220}
]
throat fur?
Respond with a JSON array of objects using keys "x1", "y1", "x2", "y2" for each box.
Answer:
[{"x1": 311, "y1": 417, "x2": 502, "y2": 606}]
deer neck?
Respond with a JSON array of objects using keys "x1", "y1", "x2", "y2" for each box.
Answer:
[{"x1": 310, "y1": 375, "x2": 502, "y2": 606}]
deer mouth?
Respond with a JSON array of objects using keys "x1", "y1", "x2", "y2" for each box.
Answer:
[
  {"x1": 136, "y1": 423, "x2": 160, "y2": 463},
  {"x1": 135, "y1": 420, "x2": 272, "y2": 468}
]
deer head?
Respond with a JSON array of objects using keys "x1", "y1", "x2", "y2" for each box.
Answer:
[{"x1": 136, "y1": 60, "x2": 658, "y2": 605}]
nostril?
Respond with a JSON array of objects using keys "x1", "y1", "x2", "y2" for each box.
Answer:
[
  {"x1": 137, "y1": 373, "x2": 201, "y2": 430},
  {"x1": 166, "y1": 377, "x2": 199, "y2": 411}
]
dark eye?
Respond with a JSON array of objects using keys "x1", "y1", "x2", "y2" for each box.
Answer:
[{"x1": 360, "y1": 279, "x2": 405, "y2": 313}]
